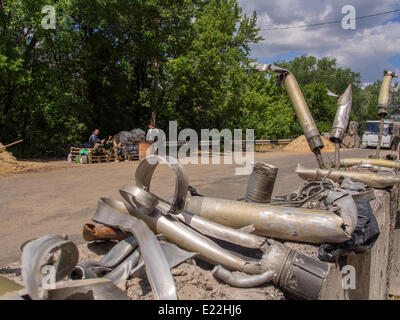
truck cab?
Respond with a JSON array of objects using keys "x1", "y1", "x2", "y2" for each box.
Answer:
[{"x1": 362, "y1": 120, "x2": 400, "y2": 150}]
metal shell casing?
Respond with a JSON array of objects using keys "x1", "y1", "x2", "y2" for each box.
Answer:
[
  {"x1": 378, "y1": 70, "x2": 398, "y2": 116},
  {"x1": 330, "y1": 85, "x2": 353, "y2": 143}
]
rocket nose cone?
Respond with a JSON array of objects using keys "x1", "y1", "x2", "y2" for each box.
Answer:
[{"x1": 338, "y1": 84, "x2": 352, "y2": 106}]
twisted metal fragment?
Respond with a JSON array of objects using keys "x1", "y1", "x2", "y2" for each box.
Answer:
[
  {"x1": 92, "y1": 200, "x2": 177, "y2": 300},
  {"x1": 21, "y1": 235, "x2": 79, "y2": 300},
  {"x1": 135, "y1": 155, "x2": 188, "y2": 214}
]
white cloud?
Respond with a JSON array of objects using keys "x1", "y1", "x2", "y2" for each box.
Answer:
[{"x1": 238, "y1": 0, "x2": 400, "y2": 82}]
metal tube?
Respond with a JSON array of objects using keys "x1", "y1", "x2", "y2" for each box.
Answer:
[
  {"x1": 376, "y1": 70, "x2": 398, "y2": 158},
  {"x1": 376, "y1": 115, "x2": 385, "y2": 158},
  {"x1": 245, "y1": 162, "x2": 278, "y2": 203},
  {"x1": 212, "y1": 266, "x2": 275, "y2": 288},
  {"x1": 340, "y1": 158, "x2": 400, "y2": 169},
  {"x1": 254, "y1": 63, "x2": 325, "y2": 169},
  {"x1": 185, "y1": 193, "x2": 357, "y2": 244},
  {"x1": 378, "y1": 71, "x2": 398, "y2": 116},
  {"x1": 296, "y1": 163, "x2": 400, "y2": 188},
  {"x1": 335, "y1": 143, "x2": 341, "y2": 170},
  {"x1": 330, "y1": 85, "x2": 353, "y2": 143},
  {"x1": 173, "y1": 205, "x2": 267, "y2": 249},
  {"x1": 283, "y1": 73, "x2": 325, "y2": 169}
]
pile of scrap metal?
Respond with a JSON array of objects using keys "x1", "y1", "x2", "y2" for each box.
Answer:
[
  {"x1": 1, "y1": 65, "x2": 396, "y2": 301},
  {"x1": 81, "y1": 155, "x2": 350, "y2": 300},
  {"x1": 3, "y1": 153, "x2": 369, "y2": 301},
  {"x1": 9, "y1": 153, "x2": 382, "y2": 301},
  {"x1": 80, "y1": 154, "x2": 381, "y2": 299}
]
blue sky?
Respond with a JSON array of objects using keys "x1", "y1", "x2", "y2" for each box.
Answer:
[{"x1": 238, "y1": 0, "x2": 400, "y2": 83}]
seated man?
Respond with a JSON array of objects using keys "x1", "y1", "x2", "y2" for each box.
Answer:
[{"x1": 88, "y1": 129, "x2": 105, "y2": 154}]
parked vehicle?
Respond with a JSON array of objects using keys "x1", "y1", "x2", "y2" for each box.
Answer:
[{"x1": 362, "y1": 120, "x2": 400, "y2": 151}]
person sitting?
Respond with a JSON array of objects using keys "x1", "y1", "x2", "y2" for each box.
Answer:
[
  {"x1": 88, "y1": 129, "x2": 105, "y2": 154},
  {"x1": 89, "y1": 129, "x2": 104, "y2": 147},
  {"x1": 112, "y1": 135, "x2": 126, "y2": 163}
]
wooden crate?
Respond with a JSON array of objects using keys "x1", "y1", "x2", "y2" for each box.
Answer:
[
  {"x1": 139, "y1": 142, "x2": 153, "y2": 162},
  {"x1": 70, "y1": 147, "x2": 94, "y2": 156},
  {"x1": 69, "y1": 147, "x2": 138, "y2": 164},
  {"x1": 88, "y1": 153, "x2": 138, "y2": 164}
]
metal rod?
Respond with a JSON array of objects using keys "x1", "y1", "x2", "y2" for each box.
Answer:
[
  {"x1": 376, "y1": 115, "x2": 385, "y2": 158},
  {"x1": 335, "y1": 143, "x2": 341, "y2": 170},
  {"x1": 0, "y1": 139, "x2": 23, "y2": 150}
]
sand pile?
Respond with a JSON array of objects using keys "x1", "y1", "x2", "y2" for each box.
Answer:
[
  {"x1": 284, "y1": 135, "x2": 335, "y2": 153},
  {"x1": 0, "y1": 142, "x2": 21, "y2": 174},
  {"x1": 0, "y1": 142, "x2": 41, "y2": 175}
]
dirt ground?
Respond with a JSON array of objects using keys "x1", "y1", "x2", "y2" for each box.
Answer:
[{"x1": 0, "y1": 147, "x2": 392, "y2": 300}]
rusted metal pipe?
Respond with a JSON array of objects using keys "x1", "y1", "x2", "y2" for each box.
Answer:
[
  {"x1": 296, "y1": 163, "x2": 400, "y2": 188},
  {"x1": 82, "y1": 224, "x2": 130, "y2": 242},
  {"x1": 340, "y1": 158, "x2": 400, "y2": 169},
  {"x1": 376, "y1": 70, "x2": 398, "y2": 158}
]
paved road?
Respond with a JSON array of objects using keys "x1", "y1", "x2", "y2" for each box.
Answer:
[{"x1": 0, "y1": 148, "x2": 378, "y2": 266}]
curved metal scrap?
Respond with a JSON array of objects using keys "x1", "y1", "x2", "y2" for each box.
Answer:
[
  {"x1": 212, "y1": 266, "x2": 275, "y2": 288},
  {"x1": 135, "y1": 155, "x2": 188, "y2": 215},
  {"x1": 92, "y1": 199, "x2": 177, "y2": 300},
  {"x1": 21, "y1": 235, "x2": 79, "y2": 300},
  {"x1": 73, "y1": 235, "x2": 197, "y2": 286},
  {"x1": 72, "y1": 236, "x2": 138, "y2": 280}
]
